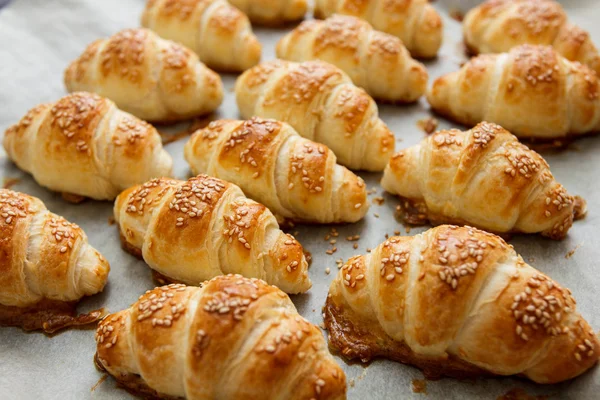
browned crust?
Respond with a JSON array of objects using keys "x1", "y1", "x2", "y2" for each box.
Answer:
[
  {"x1": 323, "y1": 296, "x2": 491, "y2": 380},
  {"x1": 394, "y1": 196, "x2": 584, "y2": 240},
  {"x1": 61, "y1": 192, "x2": 87, "y2": 204},
  {"x1": 0, "y1": 298, "x2": 105, "y2": 334},
  {"x1": 119, "y1": 230, "x2": 143, "y2": 259},
  {"x1": 94, "y1": 353, "x2": 181, "y2": 400},
  {"x1": 573, "y1": 195, "x2": 587, "y2": 220}
]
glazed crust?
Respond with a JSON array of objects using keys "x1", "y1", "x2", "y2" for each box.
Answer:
[
  {"x1": 229, "y1": 0, "x2": 307, "y2": 25},
  {"x1": 381, "y1": 122, "x2": 585, "y2": 239},
  {"x1": 141, "y1": 0, "x2": 261, "y2": 72},
  {"x1": 65, "y1": 28, "x2": 224, "y2": 123},
  {"x1": 427, "y1": 45, "x2": 600, "y2": 139},
  {"x1": 95, "y1": 276, "x2": 346, "y2": 399},
  {"x1": 113, "y1": 175, "x2": 312, "y2": 293},
  {"x1": 313, "y1": 0, "x2": 442, "y2": 58},
  {"x1": 325, "y1": 225, "x2": 600, "y2": 384},
  {"x1": 235, "y1": 60, "x2": 394, "y2": 171},
  {"x1": 463, "y1": 0, "x2": 600, "y2": 75},
  {"x1": 276, "y1": 15, "x2": 428, "y2": 102},
  {"x1": 0, "y1": 189, "x2": 109, "y2": 331},
  {"x1": 2, "y1": 92, "x2": 173, "y2": 201},
  {"x1": 184, "y1": 117, "x2": 369, "y2": 223}
]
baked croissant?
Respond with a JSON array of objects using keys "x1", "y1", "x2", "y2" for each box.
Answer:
[
  {"x1": 229, "y1": 0, "x2": 307, "y2": 25},
  {"x1": 235, "y1": 60, "x2": 394, "y2": 171},
  {"x1": 184, "y1": 118, "x2": 369, "y2": 223},
  {"x1": 325, "y1": 225, "x2": 600, "y2": 383},
  {"x1": 381, "y1": 122, "x2": 585, "y2": 239},
  {"x1": 313, "y1": 0, "x2": 443, "y2": 58},
  {"x1": 95, "y1": 276, "x2": 346, "y2": 399},
  {"x1": 64, "y1": 28, "x2": 224, "y2": 123},
  {"x1": 3, "y1": 92, "x2": 173, "y2": 202},
  {"x1": 141, "y1": 0, "x2": 261, "y2": 72},
  {"x1": 114, "y1": 175, "x2": 311, "y2": 294},
  {"x1": 276, "y1": 15, "x2": 428, "y2": 103},
  {"x1": 0, "y1": 189, "x2": 110, "y2": 333},
  {"x1": 427, "y1": 45, "x2": 600, "y2": 139},
  {"x1": 463, "y1": 0, "x2": 600, "y2": 76}
]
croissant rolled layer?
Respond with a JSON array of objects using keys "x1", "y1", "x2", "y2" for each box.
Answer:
[
  {"x1": 427, "y1": 45, "x2": 600, "y2": 139},
  {"x1": 96, "y1": 276, "x2": 346, "y2": 399},
  {"x1": 114, "y1": 175, "x2": 312, "y2": 293},
  {"x1": 314, "y1": 0, "x2": 443, "y2": 58},
  {"x1": 3, "y1": 92, "x2": 173, "y2": 201},
  {"x1": 325, "y1": 225, "x2": 600, "y2": 384},
  {"x1": 65, "y1": 28, "x2": 224, "y2": 123},
  {"x1": 184, "y1": 118, "x2": 369, "y2": 223},
  {"x1": 463, "y1": 0, "x2": 600, "y2": 75},
  {"x1": 142, "y1": 0, "x2": 262, "y2": 72},
  {"x1": 381, "y1": 122, "x2": 585, "y2": 239},
  {"x1": 235, "y1": 60, "x2": 394, "y2": 171}
]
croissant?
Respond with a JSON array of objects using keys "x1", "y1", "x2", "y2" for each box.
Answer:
[
  {"x1": 381, "y1": 122, "x2": 585, "y2": 239},
  {"x1": 229, "y1": 0, "x2": 308, "y2": 25},
  {"x1": 276, "y1": 15, "x2": 428, "y2": 103},
  {"x1": 0, "y1": 189, "x2": 110, "y2": 333},
  {"x1": 64, "y1": 28, "x2": 224, "y2": 123},
  {"x1": 428, "y1": 45, "x2": 600, "y2": 139},
  {"x1": 114, "y1": 175, "x2": 311, "y2": 294},
  {"x1": 95, "y1": 275, "x2": 346, "y2": 399},
  {"x1": 235, "y1": 60, "x2": 394, "y2": 171},
  {"x1": 463, "y1": 0, "x2": 600, "y2": 76},
  {"x1": 325, "y1": 225, "x2": 600, "y2": 383},
  {"x1": 184, "y1": 118, "x2": 369, "y2": 224},
  {"x1": 313, "y1": 0, "x2": 443, "y2": 58},
  {"x1": 141, "y1": 0, "x2": 261, "y2": 72},
  {"x1": 3, "y1": 92, "x2": 173, "y2": 202}
]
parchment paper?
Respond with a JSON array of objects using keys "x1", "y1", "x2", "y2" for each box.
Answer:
[{"x1": 0, "y1": 1, "x2": 598, "y2": 399}]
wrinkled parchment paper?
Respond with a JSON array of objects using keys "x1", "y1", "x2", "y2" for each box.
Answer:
[{"x1": 0, "y1": 1, "x2": 598, "y2": 398}]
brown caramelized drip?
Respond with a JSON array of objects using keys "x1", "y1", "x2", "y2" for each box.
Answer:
[
  {"x1": 323, "y1": 296, "x2": 490, "y2": 380},
  {"x1": 0, "y1": 299, "x2": 105, "y2": 334}
]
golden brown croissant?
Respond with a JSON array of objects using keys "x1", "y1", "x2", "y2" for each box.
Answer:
[
  {"x1": 427, "y1": 45, "x2": 600, "y2": 139},
  {"x1": 235, "y1": 60, "x2": 394, "y2": 171},
  {"x1": 463, "y1": 0, "x2": 600, "y2": 76},
  {"x1": 114, "y1": 175, "x2": 311, "y2": 293},
  {"x1": 184, "y1": 118, "x2": 369, "y2": 224},
  {"x1": 141, "y1": 0, "x2": 262, "y2": 72},
  {"x1": 276, "y1": 15, "x2": 428, "y2": 103},
  {"x1": 325, "y1": 225, "x2": 600, "y2": 384},
  {"x1": 313, "y1": 0, "x2": 443, "y2": 58},
  {"x1": 3, "y1": 92, "x2": 173, "y2": 202},
  {"x1": 64, "y1": 28, "x2": 224, "y2": 123},
  {"x1": 381, "y1": 122, "x2": 585, "y2": 239},
  {"x1": 0, "y1": 189, "x2": 109, "y2": 333},
  {"x1": 229, "y1": 0, "x2": 307, "y2": 25},
  {"x1": 96, "y1": 276, "x2": 346, "y2": 399}
]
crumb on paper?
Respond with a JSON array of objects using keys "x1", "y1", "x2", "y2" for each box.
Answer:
[
  {"x1": 3, "y1": 177, "x2": 20, "y2": 189},
  {"x1": 349, "y1": 379, "x2": 355, "y2": 388},
  {"x1": 107, "y1": 216, "x2": 116, "y2": 226},
  {"x1": 394, "y1": 230, "x2": 400, "y2": 236},
  {"x1": 373, "y1": 213, "x2": 379, "y2": 218},
  {"x1": 416, "y1": 117, "x2": 438, "y2": 134},
  {"x1": 450, "y1": 9, "x2": 464, "y2": 22},
  {"x1": 372, "y1": 197, "x2": 385, "y2": 206},
  {"x1": 366, "y1": 248, "x2": 371, "y2": 253},
  {"x1": 565, "y1": 244, "x2": 582, "y2": 259},
  {"x1": 325, "y1": 267, "x2": 331, "y2": 275},
  {"x1": 411, "y1": 379, "x2": 427, "y2": 394},
  {"x1": 353, "y1": 243, "x2": 358, "y2": 249},
  {"x1": 528, "y1": 257, "x2": 535, "y2": 263},
  {"x1": 405, "y1": 226, "x2": 411, "y2": 234}
]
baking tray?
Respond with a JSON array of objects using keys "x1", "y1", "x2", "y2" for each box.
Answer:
[{"x1": 0, "y1": 0, "x2": 598, "y2": 399}]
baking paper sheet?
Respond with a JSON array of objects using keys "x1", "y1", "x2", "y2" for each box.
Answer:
[{"x1": 0, "y1": 0, "x2": 598, "y2": 398}]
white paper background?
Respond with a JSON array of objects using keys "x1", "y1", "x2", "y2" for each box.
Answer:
[{"x1": 0, "y1": 0, "x2": 598, "y2": 399}]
